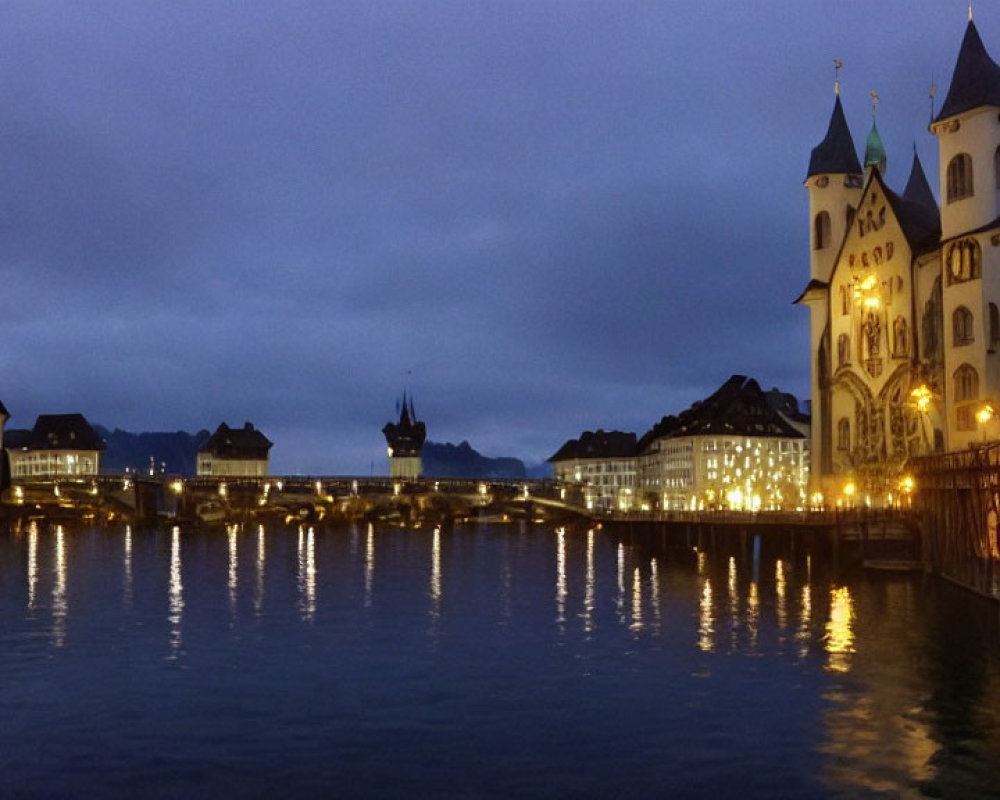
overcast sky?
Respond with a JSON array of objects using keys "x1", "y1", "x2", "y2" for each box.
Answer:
[{"x1": 0, "y1": 1, "x2": 984, "y2": 473}]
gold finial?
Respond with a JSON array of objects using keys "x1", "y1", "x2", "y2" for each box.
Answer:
[
  {"x1": 969, "y1": 3, "x2": 973, "y2": 22},
  {"x1": 834, "y1": 58, "x2": 843, "y2": 95},
  {"x1": 870, "y1": 89, "x2": 879, "y2": 118},
  {"x1": 930, "y1": 79, "x2": 937, "y2": 123}
]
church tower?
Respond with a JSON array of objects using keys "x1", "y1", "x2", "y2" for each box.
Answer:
[
  {"x1": 800, "y1": 86, "x2": 863, "y2": 490},
  {"x1": 931, "y1": 14, "x2": 1000, "y2": 448},
  {"x1": 382, "y1": 392, "x2": 426, "y2": 479}
]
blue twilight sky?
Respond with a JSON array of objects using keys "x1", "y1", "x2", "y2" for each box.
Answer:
[{"x1": 0, "y1": 1, "x2": 984, "y2": 473}]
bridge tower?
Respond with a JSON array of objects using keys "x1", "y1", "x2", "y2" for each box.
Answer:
[{"x1": 382, "y1": 392, "x2": 426, "y2": 479}]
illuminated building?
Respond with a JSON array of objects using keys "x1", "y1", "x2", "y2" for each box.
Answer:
[
  {"x1": 382, "y1": 392, "x2": 425, "y2": 479},
  {"x1": 548, "y1": 430, "x2": 637, "y2": 512},
  {"x1": 196, "y1": 422, "x2": 272, "y2": 476},
  {"x1": 6, "y1": 413, "x2": 105, "y2": 479},
  {"x1": 635, "y1": 376, "x2": 809, "y2": 511},
  {"x1": 550, "y1": 377, "x2": 809, "y2": 512},
  {"x1": 798, "y1": 15, "x2": 1000, "y2": 499}
]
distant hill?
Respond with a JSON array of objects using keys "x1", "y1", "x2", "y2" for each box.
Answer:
[
  {"x1": 95, "y1": 426, "x2": 210, "y2": 475},
  {"x1": 421, "y1": 441, "x2": 526, "y2": 480}
]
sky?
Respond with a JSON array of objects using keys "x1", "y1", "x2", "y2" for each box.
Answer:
[{"x1": 0, "y1": 1, "x2": 986, "y2": 474}]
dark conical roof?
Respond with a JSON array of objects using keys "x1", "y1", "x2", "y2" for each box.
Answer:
[
  {"x1": 902, "y1": 149, "x2": 938, "y2": 212},
  {"x1": 935, "y1": 20, "x2": 1000, "y2": 122},
  {"x1": 807, "y1": 96, "x2": 863, "y2": 178}
]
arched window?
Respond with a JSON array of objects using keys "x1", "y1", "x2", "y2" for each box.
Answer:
[
  {"x1": 953, "y1": 306, "x2": 975, "y2": 346},
  {"x1": 837, "y1": 418, "x2": 850, "y2": 451},
  {"x1": 947, "y1": 153, "x2": 974, "y2": 203},
  {"x1": 837, "y1": 333, "x2": 850, "y2": 367},
  {"x1": 954, "y1": 363, "x2": 979, "y2": 402},
  {"x1": 893, "y1": 317, "x2": 908, "y2": 357},
  {"x1": 991, "y1": 303, "x2": 1000, "y2": 352},
  {"x1": 814, "y1": 211, "x2": 831, "y2": 250},
  {"x1": 947, "y1": 239, "x2": 982, "y2": 284}
]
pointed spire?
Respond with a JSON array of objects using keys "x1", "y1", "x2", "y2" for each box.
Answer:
[
  {"x1": 807, "y1": 95, "x2": 862, "y2": 178},
  {"x1": 864, "y1": 91, "x2": 887, "y2": 177},
  {"x1": 935, "y1": 18, "x2": 1000, "y2": 122},
  {"x1": 903, "y1": 148, "x2": 937, "y2": 211}
]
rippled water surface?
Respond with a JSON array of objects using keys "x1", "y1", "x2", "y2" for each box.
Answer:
[{"x1": 1, "y1": 520, "x2": 999, "y2": 798}]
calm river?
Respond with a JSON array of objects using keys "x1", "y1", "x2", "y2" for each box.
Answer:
[{"x1": 1, "y1": 520, "x2": 999, "y2": 798}]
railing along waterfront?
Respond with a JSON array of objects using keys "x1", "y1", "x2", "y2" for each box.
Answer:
[{"x1": 910, "y1": 444, "x2": 1000, "y2": 600}]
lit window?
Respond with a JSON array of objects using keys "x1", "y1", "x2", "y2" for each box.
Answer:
[{"x1": 954, "y1": 363, "x2": 979, "y2": 402}]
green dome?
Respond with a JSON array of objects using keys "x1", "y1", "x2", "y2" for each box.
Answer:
[{"x1": 864, "y1": 120, "x2": 887, "y2": 175}]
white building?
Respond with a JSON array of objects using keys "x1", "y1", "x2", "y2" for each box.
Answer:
[
  {"x1": 197, "y1": 422, "x2": 272, "y2": 477},
  {"x1": 798, "y1": 15, "x2": 1000, "y2": 503},
  {"x1": 6, "y1": 414, "x2": 105, "y2": 479},
  {"x1": 548, "y1": 430, "x2": 637, "y2": 512}
]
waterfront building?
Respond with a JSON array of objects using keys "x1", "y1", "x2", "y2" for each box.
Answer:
[
  {"x1": 550, "y1": 376, "x2": 809, "y2": 512},
  {"x1": 196, "y1": 422, "x2": 272, "y2": 477},
  {"x1": 548, "y1": 430, "x2": 637, "y2": 512},
  {"x1": 382, "y1": 393, "x2": 425, "y2": 478},
  {"x1": 635, "y1": 376, "x2": 810, "y2": 511},
  {"x1": 798, "y1": 15, "x2": 1000, "y2": 503},
  {"x1": 6, "y1": 413, "x2": 105, "y2": 479},
  {"x1": 0, "y1": 400, "x2": 8, "y2": 489}
]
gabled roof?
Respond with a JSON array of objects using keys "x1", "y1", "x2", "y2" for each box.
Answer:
[
  {"x1": 637, "y1": 376, "x2": 806, "y2": 453},
  {"x1": 199, "y1": 422, "x2": 272, "y2": 457},
  {"x1": 935, "y1": 20, "x2": 1000, "y2": 123},
  {"x1": 548, "y1": 430, "x2": 637, "y2": 463},
  {"x1": 807, "y1": 96, "x2": 863, "y2": 178},
  {"x1": 875, "y1": 169, "x2": 941, "y2": 257},
  {"x1": 8, "y1": 414, "x2": 105, "y2": 451}
]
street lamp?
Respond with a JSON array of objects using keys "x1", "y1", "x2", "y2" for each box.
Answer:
[{"x1": 978, "y1": 403, "x2": 996, "y2": 441}]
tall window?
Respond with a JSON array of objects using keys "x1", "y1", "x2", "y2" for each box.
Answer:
[
  {"x1": 953, "y1": 306, "x2": 975, "y2": 346},
  {"x1": 814, "y1": 211, "x2": 831, "y2": 250},
  {"x1": 837, "y1": 333, "x2": 850, "y2": 367},
  {"x1": 837, "y1": 418, "x2": 850, "y2": 451},
  {"x1": 954, "y1": 363, "x2": 979, "y2": 402},
  {"x1": 947, "y1": 153, "x2": 973, "y2": 203}
]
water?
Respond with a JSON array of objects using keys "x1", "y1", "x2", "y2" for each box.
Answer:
[{"x1": 1, "y1": 520, "x2": 999, "y2": 799}]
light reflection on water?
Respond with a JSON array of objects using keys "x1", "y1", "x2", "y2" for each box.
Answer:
[{"x1": 0, "y1": 521, "x2": 998, "y2": 799}]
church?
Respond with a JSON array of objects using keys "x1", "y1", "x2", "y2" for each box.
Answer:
[{"x1": 798, "y1": 14, "x2": 1000, "y2": 503}]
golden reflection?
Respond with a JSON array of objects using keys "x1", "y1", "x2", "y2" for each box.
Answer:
[
  {"x1": 775, "y1": 559, "x2": 786, "y2": 630},
  {"x1": 255, "y1": 525, "x2": 265, "y2": 616},
  {"x1": 746, "y1": 581, "x2": 759, "y2": 650},
  {"x1": 698, "y1": 579, "x2": 714, "y2": 653},
  {"x1": 798, "y1": 584, "x2": 812, "y2": 660},
  {"x1": 696, "y1": 548, "x2": 707, "y2": 577},
  {"x1": 124, "y1": 524, "x2": 133, "y2": 607},
  {"x1": 298, "y1": 525, "x2": 316, "y2": 621},
  {"x1": 364, "y1": 523, "x2": 374, "y2": 608},
  {"x1": 583, "y1": 528, "x2": 595, "y2": 634},
  {"x1": 728, "y1": 556, "x2": 738, "y2": 649},
  {"x1": 26, "y1": 521, "x2": 38, "y2": 613},
  {"x1": 650, "y1": 557, "x2": 661, "y2": 634},
  {"x1": 556, "y1": 527, "x2": 567, "y2": 628},
  {"x1": 227, "y1": 524, "x2": 239, "y2": 618},
  {"x1": 430, "y1": 526, "x2": 441, "y2": 622},
  {"x1": 52, "y1": 525, "x2": 67, "y2": 648},
  {"x1": 616, "y1": 541, "x2": 625, "y2": 623},
  {"x1": 825, "y1": 586, "x2": 855, "y2": 673},
  {"x1": 168, "y1": 526, "x2": 183, "y2": 660},
  {"x1": 630, "y1": 567, "x2": 643, "y2": 632}
]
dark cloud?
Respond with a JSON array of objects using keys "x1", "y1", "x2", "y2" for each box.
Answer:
[{"x1": 0, "y1": 1, "x2": 978, "y2": 470}]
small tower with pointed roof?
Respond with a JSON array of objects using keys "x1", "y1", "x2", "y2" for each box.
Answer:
[
  {"x1": 382, "y1": 392, "x2": 426, "y2": 479},
  {"x1": 864, "y1": 91, "x2": 887, "y2": 180}
]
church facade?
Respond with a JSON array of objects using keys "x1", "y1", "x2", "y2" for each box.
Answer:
[{"x1": 799, "y1": 16, "x2": 1000, "y2": 503}]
